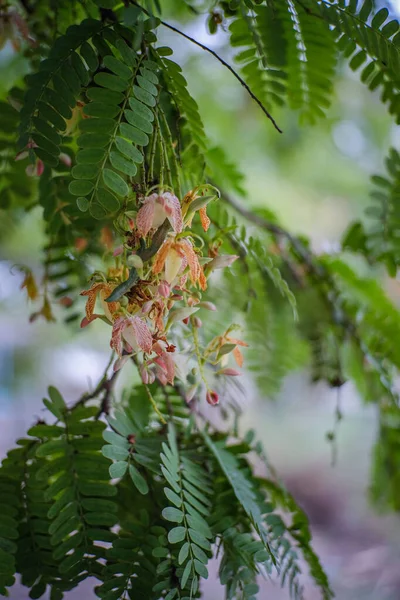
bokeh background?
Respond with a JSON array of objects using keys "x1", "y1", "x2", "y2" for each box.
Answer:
[{"x1": 2, "y1": 1, "x2": 400, "y2": 598}]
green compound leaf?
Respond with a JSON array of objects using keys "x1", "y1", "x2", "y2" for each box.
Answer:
[{"x1": 102, "y1": 168, "x2": 129, "y2": 197}]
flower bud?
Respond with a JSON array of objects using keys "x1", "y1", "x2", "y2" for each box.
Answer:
[
  {"x1": 140, "y1": 365, "x2": 149, "y2": 384},
  {"x1": 113, "y1": 355, "x2": 130, "y2": 372},
  {"x1": 113, "y1": 245, "x2": 123, "y2": 257},
  {"x1": 60, "y1": 153, "x2": 72, "y2": 167},
  {"x1": 80, "y1": 316, "x2": 90, "y2": 328},
  {"x1": 194, "y1": 317, "x2": 202, "y2": 328},
  {"x1": 127, "y1": 254, "x2": 143, "y2": 269},
  {"x1": 207, "y1": 254, "x2": 238, "y2": 272},
  {"x1": 217, "y1": 368, "x2": 241, "y2": 377},
  {"x1": 206, "y1": 390, "x2": 219, "y2": 406},
  {"x1": 158, "y1": 280, "x2": 170, "y2": 298},
  {"x1": 185, "y1": 385, "x2": 198, "y2": 403},
  {"x1": 142, "y1": 300, "x2": 153, "y2": 314},
  {"x1": 59, "y1": 296, "x2": 73, "y2": 308},
  {"x1": 198, "y1": 301, "x2": 217, "y2": 311}
]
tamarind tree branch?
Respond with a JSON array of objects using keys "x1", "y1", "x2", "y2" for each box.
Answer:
[
  {"x1": 219, "y1": 188, "x2": 399, "y2": 403},
  {"x1": 129, "y1": 0, "x2": 283, "y2": 134}
]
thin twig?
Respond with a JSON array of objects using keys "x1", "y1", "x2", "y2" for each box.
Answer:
[
  {"x1": 71, "y1": 353, "x2": 120, "y2": 416},
  {"x1": 218, "y1": 186, "x2": 322, "y2": 275},
  {"x1": 129, "y1": 0, "x2": 283, "y2": 134}
]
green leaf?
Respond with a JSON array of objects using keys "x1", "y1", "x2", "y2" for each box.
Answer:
[
  {"x1": 80, "y1": 117, "x2": 115, "y2": 133},
  {"x1": 102, "y1": 168, "x2": 129, "y2": 197},
  {"x1": 186, "y1": 515, "x2": 212, "y2": 539},
  {"x1": 84, "y1": 512, "x2": 118, "y2": 527},
  {"x1": 191, "y1": 544, "x2": 208, "y2": 564},
  {"x1": 124, "y1": 109, "x2": 153, "y2": 133},
  {"x1": 188, "y1": 529, "x2": 211, "y2": 552},
  {"x1": 102, "y1": 445, "x2": 130, "y2": 461},
  {"x1": 140, "y1": 67, "x2": 159, "y2": 85},
  {"x1": 32, "y1": 117, "x2": 61, "y2": 146},
  {"x1": 103, "y1": 54, "x2": 132, "y2": 80},
  {"x1": 372, "y1": 8, "x2": 389, "y2": 29},
  {"x1": 178, "y1": 541, "x2": 190, "y2": 565},
  {"x1": 80, "y1": 41, "x2": 98, "y2": 71},
  {"x1": 162, "y1": 507, "x2": 184, "y2": 523},
  {"x1": 194, "y1": 559, "x2": 208, "y2": 578},
  {"x1": 103, "y1": 430, "x2": 130, "y2": 447},
  {"x1": 37, "y1": 101, "x2": 66, "y2": 131},
  {"x1": 96, "y1": 187, "x2": 120, "y2": 212},
  {"x1": 119, "y1": 122, "x2": 149, "y2": 146},
  {"x1": 77, "y1": 132, "x2": 110, "y2": 148},
  {"x1": 43, "y1": 398, "x2": 63, "y2": 421},
  {"x1": 27, "y1": 424, "x2": 65, "y2": 438},
  {"x1": 168, "y1": 526, "x2": 186, "y2": 544},
  {"x1": 69, "y1": 179, "x2": 95, "y2": 196},
  {"x1": 44, "y1": 88, "x2": 72, "y2": 119},
  {"x1": 72, "y1": 164, "x2": 99, "y2": 179},
  {"x1": 129, "y1": 463, "x2": 149, "y2": 495},
  {"x1": 133, "y1": 85, "x2": 156, "y2": 107},
  {"x1": 109, "y1": 461, "x2": 128, "y2": 478},
  {"x1": 34, "y1": 148, "x2": 59, "y2": 167},
  {"x1": 83, "y1": 102, "x2": 120, "y2": 118},
  {"x1": 114, "y1": 136, "x2": 143, "y2": 163},
  {"x1": 181, "y1": 559, "x2": 192, "y2": 589},
  {"x1": 128, "y1": 97, "x2": 154, "y2": 121},
  {"x1": 109, "y1": 150, "x2": 137, "y2": 176},
  {"x1": 87, "y1": 87, "x2": 125, "y2": 105},
  {"x1": 76, "y1": 196, "x2": 89, "y2": 211},
  {"x1": 76, "y1": 148, "x2": 105, "y2": 164},
  {"x1": 164, "y1": 487, "x2": 182, "y2": 508},
  {"x1": 71, "y1": 52, "x2": 89, "y2": 86},
  {"x1": 94, "y1": 72, "x2": 128, "y2": 92},
  {"x1": 31, "y1": 133, "x2": 60, "y2": 158},
  {"x1": 137, "y1": 74, "x2": 158, "y2": 96},
  {"x1": 36, "y1": 439, "x2": 67, "y2": 457}
]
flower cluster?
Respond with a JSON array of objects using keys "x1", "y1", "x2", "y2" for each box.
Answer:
[{"x1": 80, "y1": 186, "x2": 245, "y2": 406}]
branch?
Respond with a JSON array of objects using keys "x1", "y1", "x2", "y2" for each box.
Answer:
[
  {"x1": 72, "y1": 354, "x2": 120, "y2": 415},
  {"x1": 105, "y1": 219, "x2": 171, "y2": 302},
  {"x1": 129, "y1": 1, "x2": 283, "y2": 134},
  {"x1": 219, "y1": 189, "x2": 399, "y2": 404},
  {"x1": 219, "y1": 187, "x2": 323, "y2": 276}
]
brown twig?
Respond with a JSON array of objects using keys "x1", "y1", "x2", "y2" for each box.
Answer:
[{"x1": 72, "y1": 354, "x2": 120, "y2": 416}]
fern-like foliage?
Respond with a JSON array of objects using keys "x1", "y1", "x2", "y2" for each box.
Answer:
[
  {"x1": 312, "y1": 0, "x2": 400, "y2": 123},
  {"x1": 343, "y1": 147, "x2": 400, "y2": 276},
  {"x1": 230, "y1": 0, "x2": 336, "y2": 122},
  {"x1": 0, "y1": 380, "x2": 331, "y2": 599}
]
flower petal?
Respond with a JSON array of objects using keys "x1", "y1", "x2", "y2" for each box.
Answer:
[
  {"x1": 110, "y1": 316, "x2": 126, "y2": 356},
  {"x1": 199, "y1": 207, "x2": 210, "y2": 232},
  {"x1": 164, "y1": 192, "x2": 183, "y2": 233},
  {"x1": 153, "y1": 239, "x2": 173, "y2": 275},
  {"x1": 130, "y1": 316, "x2": 153, "y2": 353},
  {"x1": 137, "y1": 195, "x2": 156, "y2": 237}
]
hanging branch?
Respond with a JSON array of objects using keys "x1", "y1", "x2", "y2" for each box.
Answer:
[{"x1": 129, "y1": 0, "x2": 283, "y2": 133}]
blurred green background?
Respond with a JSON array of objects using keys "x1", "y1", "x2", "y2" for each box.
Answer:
[{"x1": 2, "y1": 2, "x2": 400, "y2": 598}]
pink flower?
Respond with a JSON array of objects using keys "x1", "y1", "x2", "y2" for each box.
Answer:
[
  {"x1": 136, "y1": 192, "x2": 183, "y2": 237},
  {"x1": 206, "y1": 390, "x2": 219, "y2": 406},
  {"x1": 111, "y1": 316, "x2": 152, "y2": 356}
]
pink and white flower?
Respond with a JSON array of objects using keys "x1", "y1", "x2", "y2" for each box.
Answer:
[
  {"x1": 136, "y1": 192, "x2": 183, "y2": 237},
  {"x1": 111, "y1": 315, "x2": 153, "y2": 356}
]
